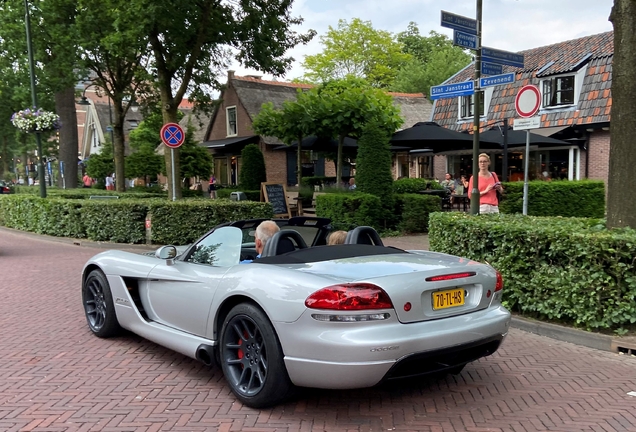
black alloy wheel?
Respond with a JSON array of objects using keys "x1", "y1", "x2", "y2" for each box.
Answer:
[
  {"x1": 220, "y1": 303, "x2": 293, "y2": 408},
  {"x1": 82, "y1": 269, "x2": 121, "y2": 338}
]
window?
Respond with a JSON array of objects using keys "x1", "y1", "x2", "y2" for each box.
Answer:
[
  {"x1": 226, "y1": 106, "x2": 237, "y2": 136},
  {"x1": 542, "y1": 76, "x2": 574, "y2": 107},
  {"x1": 460, "y1": 94, "x2": 485, "y2": 118}
]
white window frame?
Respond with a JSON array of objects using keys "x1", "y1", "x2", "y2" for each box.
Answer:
[
  {"x1": 457, "y1": 87, "x2": 493, "y2": 120},
  {"x1": 540, "y1": 66, "x2": 587, "y2": 110},
  {"x1": 226, "y1": 106, "x2": 237, "y2": 137}
]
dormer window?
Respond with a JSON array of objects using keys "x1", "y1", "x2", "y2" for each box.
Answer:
[
  {"x1": 459, "y1": 94, "x2": 485, "y2": 119},
  {"x1": 226, "y1": 106, "x2": 237, "y2": 136},
  {"x1": 542, "y1": 76, "x2": 574, "y2": 107}
]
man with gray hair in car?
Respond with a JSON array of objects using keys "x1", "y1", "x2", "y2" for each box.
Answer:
[{"x1": 241, "y1": 220, "x2": 280, "y2": 263}]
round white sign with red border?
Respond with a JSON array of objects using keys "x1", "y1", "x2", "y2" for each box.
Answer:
[
  {"x1": 515, "y1": 85, "x2": 541, "y2": 118},
  {"x1": 160, "y1": 123, "x2": 185, "y2": 148}
]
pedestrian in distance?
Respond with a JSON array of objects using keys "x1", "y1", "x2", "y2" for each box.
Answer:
[{"x1": 468, "y1": 153, "x2": 504, "y2": 214}]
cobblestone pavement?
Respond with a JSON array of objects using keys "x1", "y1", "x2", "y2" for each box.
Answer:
[{"x1": 1, "y1": 229, "x2": 635, "y2": 432}]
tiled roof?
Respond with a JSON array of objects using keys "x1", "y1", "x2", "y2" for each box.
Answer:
[
  {"x1": 229, "y1": 74, "x2": 433, "y2": 139},
  {"x1": 432, "y1": 31, "x2": 613, "y2": 132}
]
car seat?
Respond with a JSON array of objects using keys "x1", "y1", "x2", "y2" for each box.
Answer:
[
  {"x1": 260, "y1": 230, "x2": 308, "y2": 257},
  {"x1": 344, "y1": 226, "x2": 384, "y2": 246}
]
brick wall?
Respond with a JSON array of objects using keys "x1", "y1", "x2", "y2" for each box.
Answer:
[
  {"x1": 263, "y1": 143, "x2": 287, "y2": 184},
  {"x1": 207, "y1": 87, "x2": 252, "y2": 141},
  {"x1": 587, "y1": 131, "x2": 610, "y2": 185},
  {"x1": 433, "y1": 155, "x2": 448, "y2": 182}
]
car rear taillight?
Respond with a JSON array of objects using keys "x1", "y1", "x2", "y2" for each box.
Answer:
[
  {"x1": 305, "y1": 283, "x2": 393, "y2": 310},
  {"x1": 495, "y1": 271, "x2": 503, "y2": 292},
  {"x1": 425, "y1": 272, "x2": 476, "y2": 282},
  {"x1": 0, "y1": 187, "x2": 8, "y2": 193}
]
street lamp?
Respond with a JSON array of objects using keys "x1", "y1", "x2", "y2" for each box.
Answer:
[{"x1": 23, "y1": 0, "x2": 46, "y2": 198}]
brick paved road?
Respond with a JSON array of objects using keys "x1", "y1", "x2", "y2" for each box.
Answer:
[{"x1": 1, "y1": 229, "x2": 635, "y2": 432}]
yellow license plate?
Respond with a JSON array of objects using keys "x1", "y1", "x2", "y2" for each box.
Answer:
[{"x1": 432, "y1": 288, "x2": 465, "y2": 310}]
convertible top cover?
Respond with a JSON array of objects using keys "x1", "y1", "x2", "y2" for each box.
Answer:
[{"x1": 255, "y1": 244, "x2": 406, "y2": 264}]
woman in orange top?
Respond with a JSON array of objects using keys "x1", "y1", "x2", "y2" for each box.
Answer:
[{"x1": 468, "y1": 153, "x2": 503, "y2": 214}]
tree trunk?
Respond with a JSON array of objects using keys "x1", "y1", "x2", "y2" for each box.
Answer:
[
  {"x1": 111, "y1": 102, "x2": 127, "y2": 193},
  {"x1": 55, "y1": 87, "x2": 79, "y2": 188},
  {"x1": 608, "y1": 0, "x2": 636, "y2": 228},
  {"x1": 297, "y1": 134, "x2": 303, "y2": 186},
  {"x1": 337, "y1": 134, "x2": 344, "y2": 187}
]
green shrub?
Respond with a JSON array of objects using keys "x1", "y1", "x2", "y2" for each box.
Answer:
[
  {"x1": 428, "y1": 212, "x2": 635, "y2": 331},
  {"x1": 81, "y1": 201, "x2": 148, "y2": 243},
  {"x1": 316, "y1": 193, "x2": 381, "y2": 231},
  {"x1": 300, "y1": 176, "x2": 337, "y2": 188},
  {"x1": 499, "y1": 179, "x2": 605, "y2": 217},
  {"x1": 397, "y1": 194, "x2": 442, "y2": 233},
  {"x1": 239, "y1": 144, "x2": 267, "y2": 190}
]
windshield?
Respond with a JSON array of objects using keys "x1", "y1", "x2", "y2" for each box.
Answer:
[{"x1": 185, "y1": 226, "x2": 242, "y2": 267}]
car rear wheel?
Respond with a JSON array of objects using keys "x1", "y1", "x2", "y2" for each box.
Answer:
[
  {"x1": 220, "y1": 303, "x2": 293, "y2": 408},
  {"x1": 82, "y1": 269, "x2": 121, "y2": 338}
]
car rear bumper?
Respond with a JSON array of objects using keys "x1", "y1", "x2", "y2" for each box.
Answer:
[{"x1": 279, "y1": 306, "x2": 510, "y2": 389}]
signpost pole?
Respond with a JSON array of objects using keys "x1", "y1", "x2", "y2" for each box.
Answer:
[
  {"x1": 470, "y1": 0, "x2": 482, "y2": 215},
  {"x1": 171, "y1": 148, "x2": 176, "y2": 202},
  {"x1": 522, "y1": 130, "x2": 530, "y2": 215}
]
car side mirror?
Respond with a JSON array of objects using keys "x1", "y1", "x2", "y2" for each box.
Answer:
[{"x1": 155, "y1": 245, "x2": 177, "y2": 265}]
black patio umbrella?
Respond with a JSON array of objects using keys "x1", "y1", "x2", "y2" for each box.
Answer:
[
  {"x1": 390, "y1": 121, "x2": 502, "y2": 152},
  {"x1": 478, "y1": 126, "x2": 570, "y2": 147}
]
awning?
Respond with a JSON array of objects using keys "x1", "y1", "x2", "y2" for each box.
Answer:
[
  {"x1": 530, "y1": 126, "x2": 569, "y2": 137},
  {"x1": 202, "y1": 135, "x2": 259, "y2": 149}
]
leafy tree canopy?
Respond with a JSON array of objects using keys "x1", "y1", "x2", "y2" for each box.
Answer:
[
  {"x1": 392, "y1": 24, "x2": 471, "y2": 96},
  {"x1": 303, "y1": 76, "x2": 403, "y2": 182},
  {"x1": 301, "y1": 18, "x2": 411, "y2": 88}
]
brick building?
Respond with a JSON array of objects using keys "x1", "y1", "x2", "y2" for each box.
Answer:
[
  {"x1": 430, "y1": 31, "x2": 613, "y2": 184},
  {"x1": 191, "y1": 71, "x2": 433, "y2": 186}
]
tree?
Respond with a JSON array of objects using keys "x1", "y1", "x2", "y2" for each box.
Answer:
[
  {"x1": 85, "y1": 142, "x2": 114, "y2": 187},
  {"x1": 140, "y1": 0, "x2": 315, "y2": 200},
  {"x1": 392, "y1": 25, "x2": 471, "y2": 96},
  {"x1": 356, "y1": 120, "x2": 393, "y2": 201},
  {"x1": 239, "y1": 144, "x2": 267, "y2": 190},
  {"x1": 301, "y1": 18, "x2": 411, "y2": 88},
  {"x1": 607, "y1": 1, "x2": 636, "y2": 228},
  {"x1": 304, "y1": 76, "x2": 403, "y2": 184},
  {"x1": 179, "y1": 125, "x2": 213, "y2": 185},
  {"x1": 252, "y1": 92, "x2": 313, "y2": 186},
  {"x1": 75, "y1": 0, "x2": 151, "y2": 193}
]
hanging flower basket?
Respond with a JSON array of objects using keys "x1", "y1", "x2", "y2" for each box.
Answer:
[{"x1": 11, "y1": 107, "x2": 61, "y2": 133}]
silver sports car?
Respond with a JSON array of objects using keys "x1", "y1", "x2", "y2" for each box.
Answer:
[{"x1": 82, "y1": 217, "x2": 510, "y2": 408}]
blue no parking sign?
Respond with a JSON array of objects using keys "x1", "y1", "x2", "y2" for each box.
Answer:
[{"x1": 160, "y1": 123, "x2": 185, "y2": 148}]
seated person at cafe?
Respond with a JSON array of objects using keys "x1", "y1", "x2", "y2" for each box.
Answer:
[
  {"x1": 451, "y1": 175, "x2": 468, "y2": 206},
  {"x1": 240, "y1": 220, "x2": 280, "y2": 263},
  {"x1": 440, "y1": 173, "x2": 455, "y2": 191}
]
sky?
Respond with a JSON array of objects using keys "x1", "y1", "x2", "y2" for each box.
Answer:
[{"x1": 232, "y1": 0, "x2": 615, "y2": 81}]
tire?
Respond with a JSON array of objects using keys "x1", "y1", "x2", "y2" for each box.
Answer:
[
  {"x1": 82, "y1": 269, "x2": 122, "y2": 338},
  {"x1": 219, "y1": 303, "x2": 294, "y2": 408}
]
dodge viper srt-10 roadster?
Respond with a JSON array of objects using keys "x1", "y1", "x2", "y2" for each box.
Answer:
[{"x1": 82, "y1": 217, "x2": 510, "y2": 408}]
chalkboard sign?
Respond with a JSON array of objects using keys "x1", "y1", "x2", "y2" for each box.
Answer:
[{"x1": 261, "y1": 182, "x2": 291, "y2": 218}]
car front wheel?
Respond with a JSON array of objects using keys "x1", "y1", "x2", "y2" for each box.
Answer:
[
  {"x1": 220, "y1": 303, "x2": 293, "y2": 408},
  {"x1": 82, "y1": 269, "x2": 121, "y2": 338}
]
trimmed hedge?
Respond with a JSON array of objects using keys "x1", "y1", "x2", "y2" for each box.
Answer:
[
  {"x1": 0, "y1": 195, "x2": 272, "y2": 244},
  {"x1": 428, "y1": 212, "x2": 636, "y2": 332},
  {"x1": 499, "y1": 179, "x2": 605, "y2": 217},
  {"x1": 397, "y1": 194, "x2": 442, "y2": 233},
  {"x1": 315, "y1": 193, "x2": 382, "y2": 230}
]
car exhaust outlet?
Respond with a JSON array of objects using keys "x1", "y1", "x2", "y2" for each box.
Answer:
[{"x1": 196, "y1": 344, "x2": 216, "y2": 367}]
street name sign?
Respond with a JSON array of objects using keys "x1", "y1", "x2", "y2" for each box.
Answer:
[
  {"x1": 515, "y1": 85, "x2": 541, "y2": 118},
  {"x1": 160, "y1": 123, "x2": 185, "y2": 148},
  {"x1": 513, "y1": 116, "x2": 541, "y2": 130},
  {"x1": 429, "y1": 80, "x2": 475, "y2": 100},
  {"x1": 440, "y1": 11, "x2": 477, "y2": 35},
  {"x1": 482, "y1": 46, "x2": 525, "y2": 68},
  {"x1": 479, "y1": 72, "x2": 515, "y2": 89},
  {"x1": 481, "y1": 62, "x2": 503, "y2": 76},
  {"x1": 453, "y1": 30, "x2": 477, "y2": 50}
]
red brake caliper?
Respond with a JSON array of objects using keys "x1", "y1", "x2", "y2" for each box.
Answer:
[{"x1": 237, "y1": 330, "x2": 249, "y2": 362}]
